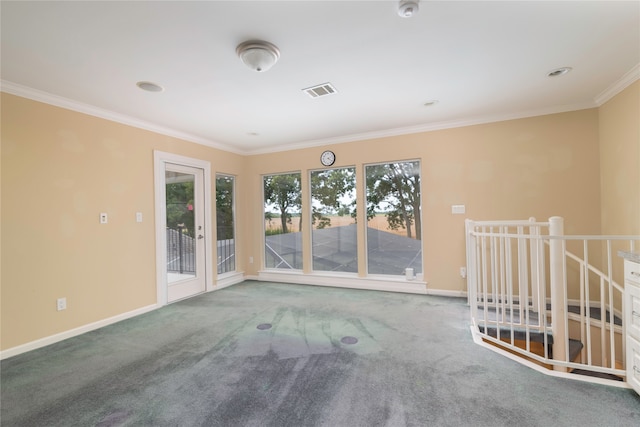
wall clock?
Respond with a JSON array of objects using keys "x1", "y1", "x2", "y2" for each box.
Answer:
[{"x1": 320, "y1": 150, "x2": 335, "y2": 167}]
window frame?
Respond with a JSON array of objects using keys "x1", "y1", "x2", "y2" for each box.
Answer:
[
  {"x1": 262, "y1": 171, "x2": 303, "y2": 271},
  {"x1": 215, "y1": 173, "x2": 237, "y2": 275},
  {"x1": 363, "y1": 159, "x2": 423, "y2": 278},
  {"x1": 309, "y1": 165, "x2": 359, "y2": 274}
]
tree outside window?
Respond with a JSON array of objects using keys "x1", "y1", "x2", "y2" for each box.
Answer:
[
  {"x1": 263, "y1": 173, "x2": 303, "y2": 269},
  {"x1": 216, "y1": 174, "x2": 235, "y2": 274},
  {"x1": 310, "y1": 167, "x2": 357, "y2": 272},
  {"x1": 166, "y1": 177, "x2": 195, "y2": 237},
  {"x1": 365, "y1": 161, "x2": 422, "y2": 275}
]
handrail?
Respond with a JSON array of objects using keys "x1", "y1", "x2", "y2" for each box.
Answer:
[
  {"x1": 466, "y1": 217, "x2": 640, "y2": 384},
  {"x1": 547, "y1": 234, "x2": 639, "y2": 240},
  {"x1": 467, "y1": 220, "x2": 550, "y2": 227},
  {"x1": 557, "y1": 243, "x2": 625, "y2": 294}
]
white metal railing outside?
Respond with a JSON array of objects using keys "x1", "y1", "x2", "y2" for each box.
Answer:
[{"x1": 466, "y1": 217, "x2": 639, "y2": 382}]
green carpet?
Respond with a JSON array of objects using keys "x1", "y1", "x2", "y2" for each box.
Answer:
[{"x1": 2, "y1": 281, "x2": 639, "y2": 426}]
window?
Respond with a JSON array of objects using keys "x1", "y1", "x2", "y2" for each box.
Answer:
[
  {"x1": 216, "y1": 174, "x2": 235, "y2": 274},
  {"x1": 310, "y1": 167, "x2": 357, "y2": 272},
  {"x1": 365, "y1": 161, "x2": 422, "y2": 276},
  {"x1": 165, "y1": 170, "x2": 197, "y2": 277},
  {"x1": 263, "y1": 173, "x2": 303, "y2": 269}
]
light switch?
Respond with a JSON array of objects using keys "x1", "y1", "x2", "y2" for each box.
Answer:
[
  {"x1": 136, "y1": 212, "x2": 143, "y2": 223},
  {"x1": 100, "y1": 213, "x2": 108, "y2": 224},
  {"x1": 451, "y1": 205, "x2": 466, "y2": 214}
]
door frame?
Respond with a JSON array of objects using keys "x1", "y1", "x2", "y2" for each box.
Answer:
[{"x1": 154, "y1": 150, "x2": 213, "y2": 305}]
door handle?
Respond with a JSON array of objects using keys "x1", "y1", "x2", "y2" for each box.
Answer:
[{"x1": 198, "y1": 235, "x2": 204, "y2": 240}]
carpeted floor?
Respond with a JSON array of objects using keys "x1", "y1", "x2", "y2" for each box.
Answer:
[{"x1": 2, "y1": 281, "x2": 639, "y2": 426}]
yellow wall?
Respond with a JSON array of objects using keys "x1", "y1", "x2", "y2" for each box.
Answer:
[
  {"x1": 1, "y1": 93, "x2": 245, "y2": 350},
  {"x1": 598, "y1": 81, "x2": 640, "y2": 286},
  {"x1": 245, "y1": 109, "x2": 602, "y2": 292},
  {"x1": 2, "y1": 83, "x2": 633, "y2": 352},
  {"x1": 599, "y1": 81, "x2": 640, "y2": 236}
]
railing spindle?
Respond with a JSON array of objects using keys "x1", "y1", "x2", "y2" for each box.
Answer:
[
  {"x1": 607, "y1": 241, "x2": 615, "y2": 369},
  {"x1": 466, "y1": 218, "x2": 637, "y2": 380}
]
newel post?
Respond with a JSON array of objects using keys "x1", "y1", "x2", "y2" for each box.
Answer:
[
  {"x1": 465, "y1": 219, "x2": 478, "y2": 322},
  {"x1": 549, "y1": 216, "x2": 567, "y2": 370}
]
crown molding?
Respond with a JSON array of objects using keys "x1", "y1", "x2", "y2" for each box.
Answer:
[
  {"x1": 594, "y1": 63, "x2": 640, "y2": 106},
  {"x1": 0, "y1": 80, "x2": 245, "y2": 155},
  {"x1": 246, "y1": 101, "x2": 598, "y2": 155},
  {"x1": 1, "y1": 79, "x2": 606, "y2": 157}
]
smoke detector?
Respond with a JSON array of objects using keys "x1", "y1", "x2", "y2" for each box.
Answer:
[{"x1": 398, "y1": 1, "x2": 419, "y2": 18}]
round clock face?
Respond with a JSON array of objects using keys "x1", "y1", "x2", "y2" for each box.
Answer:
[{"x1": 320, "y1": 150, "x2": 335, "y2": 166}]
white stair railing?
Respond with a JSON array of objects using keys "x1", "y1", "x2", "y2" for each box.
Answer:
[{"x1": 466, "y1": 217, "x2": 639, "y2": 383}]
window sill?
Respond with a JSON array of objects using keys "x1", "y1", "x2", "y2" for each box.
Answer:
[{"x1": 256, "y1": 270, "x2": 428, "y2": 294}]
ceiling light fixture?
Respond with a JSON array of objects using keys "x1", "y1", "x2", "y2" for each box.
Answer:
[
  {"x1": 236, "y1": 40, "x2": 280, "y2": 72},
  {"x1": 398, "y1": 0, "x2": 419, "y2": 18},
  {"x1": 547, "y1": 67, "x2": 572, "y2": 77},
  {"x1": 136, "y1": 81, "x2": 164, "y2": 92}
]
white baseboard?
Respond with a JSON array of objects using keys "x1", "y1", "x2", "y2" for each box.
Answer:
[
  {"x1": 0, "y1": 304, "x2": 159, "y2": 361},
  {"x1": 2, "y1": 274, "x2": 463, "y2": 360},
  {"x1": 214, "y1": 271, "x2": 245, "y2": 290},
  {"x1": 256, "y1": 270, "x2": 430, "y2": 294},
  {"x1": 426, "y1": 288, "x2": 467, "y2": 298},
  {"x1": 470, "y1": 325, "x2": 630, "y2": 389},
  {"x1": 252, "y1": 270, "x2": 466, "y2": 297}
]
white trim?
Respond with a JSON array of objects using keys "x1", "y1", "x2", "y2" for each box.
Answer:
[
  {"x1": 154, "y1": 151, "x2": 214, "y2": 305},
  {"x1": 2, "y1": 79, "x2": 600, "y2": 157},
  {"x1": 426, "y1": 288, "x2": 467, "y2": 298},
  {"x1": 257, "y1": 270, "x2": 429, "y2": 294},
  {"x1": 594, "y1": 63, "x2": 640, "y2": 106},
  {"x1": 470, "y1": 326, "x2": 630, "y2": 389},
  {"x1": 154, "y1": 154, "x2": 169, "y2": 305},
  {"x1": 244, "y1": 273, "x2": 466, "y2": 297},
  {"x1": 245, "y1": 102, "x2": 597, "y2": 155},
  {"x1": 215, "y1": 173, "x2": 238, "y2": 277},
  {"x1": 215, "y1": 271, "x2": 245, "y2": 290},
  {"x1": 0, "y1": 304, "x2": 158, "y2": 361},
  {"x1": 0, "y1": 80, "x2": 243, "y2": 155}
]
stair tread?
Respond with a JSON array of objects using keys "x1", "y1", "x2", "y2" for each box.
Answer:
[
  {"x1": 570, "y1": 368, "x2": 623, "y2": 382},
  {"x1": 479, "y1": 325, "x2": 583, "y2": 361},
  {"x1": 542, "y1": 303, "x2": 622, "y2": 326},
  {"x1": 478, "y1": 325, "x2": 552, "y2": 344},
  {"x1": 566, "y1": 339, "x2": 583, "y2": 362},
  {"x1": 477, "y1": 304, "x2": 622, "y2": 326},
  {"x1": 566, "y1": 305, "x2": 622, "y2": 326}
]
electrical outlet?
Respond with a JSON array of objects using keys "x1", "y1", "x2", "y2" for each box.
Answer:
[
  {"x1": 100, "y1": 213, "x2": 108, "y2": 224},
  {"x1": 136, "y1": 212, "x2": 143, "y2": 222},
  {"x1": 460, "y1": 267, "x2": 467, "y2": 279},
  {"x1": 57, "y1": 297, "x2": 67, "y2": 311},
  {"x1": 249, "y1": 256, "x2": 254, "y2": 264}
]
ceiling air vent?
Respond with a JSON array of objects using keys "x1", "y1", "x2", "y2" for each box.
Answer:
[{"x1": 302, "y1": 83, "x2": 337, "y2": 98}]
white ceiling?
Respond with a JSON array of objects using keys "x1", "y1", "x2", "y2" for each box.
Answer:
[{"x1": 2, "y1": 1, "x2": 639, "y2": 154}]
